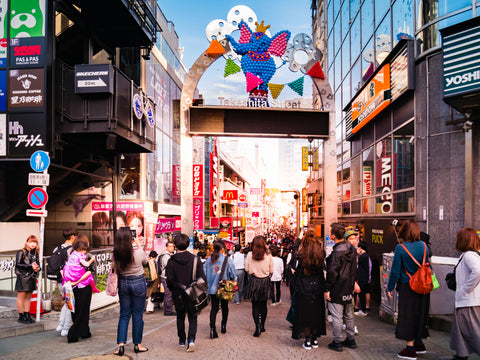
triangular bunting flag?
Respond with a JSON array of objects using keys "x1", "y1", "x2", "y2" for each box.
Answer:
[
  {"x1": 306, "y1": 61, "x2": 325, "y2": 79},
  {"x1": 288, "y1": 76, "x2": 304, "y2": 96},
  {"x1": 224, "y1": 58, "x2": 241, "y2": 77},
  {"x1": 268, "y1": 83, "x2": 284, "y2": 99},
  {"x1": 246, "y1": 71, "x2": 263, "y2": 92},
  {"x1": 206, "y1": 39, "x2": 226, "y2": 56}
]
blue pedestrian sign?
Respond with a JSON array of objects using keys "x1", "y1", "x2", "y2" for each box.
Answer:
[{"x1": 30, "y1": 151, "x2": 50, "y2": 172}]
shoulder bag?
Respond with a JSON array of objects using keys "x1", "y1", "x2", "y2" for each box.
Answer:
[
  {"x1": 216, "y1": 256, "x2": 239, "y2": 301},
  {"x1": 176, "y1": 256, "x2": 209, "y2": 315}
]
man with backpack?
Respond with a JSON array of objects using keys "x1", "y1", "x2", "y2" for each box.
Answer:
[
  {"x1": 159, "y1": 241, "x2": 176, "y2": 316},
  {"x1": 49, "y1": 228, "x2": 77, "y2": 336}
]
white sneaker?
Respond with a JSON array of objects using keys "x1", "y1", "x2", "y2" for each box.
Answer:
[
  {"x1": 354, "y1": 325, "x2": 359, "y2": 335},
  {"x1": 56, "y1": 325, "x2": 63, "y2": 332},
  {"x1": 271, "y1": 303, "x2": 276, "y2": 307},
  {"x1": 186, "y1": 341, "x2": 195, "y2": 352},
  {"x1": 354, "y1": 310, "x2": 367, "y2": 317},
  {"x1": 61, "y1": 329, "x2": 69, "y2": 336}
]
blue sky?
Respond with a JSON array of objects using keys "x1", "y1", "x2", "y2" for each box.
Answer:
[{"x1": 157, "y1": 1, "x2": 314, "y2": 105}]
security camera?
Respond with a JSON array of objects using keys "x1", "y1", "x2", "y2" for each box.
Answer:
[
  {"x1": 409, "y1": 136, "x2": 415, "y2": 144},
  {"x1": 391, "y1": 219, "x2": 398, "y2": 226},
  {"x1": 463, "y1": 121, "x2": 473, "y2": 131}
]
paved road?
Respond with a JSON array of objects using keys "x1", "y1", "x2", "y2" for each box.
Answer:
[{"x1": 0, "y1": 285, "x2": 478, "y2": 360}]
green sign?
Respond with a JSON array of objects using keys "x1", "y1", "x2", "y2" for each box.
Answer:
[{"x1": 9, "y1": 0, "x2": 45, "y2": 38}]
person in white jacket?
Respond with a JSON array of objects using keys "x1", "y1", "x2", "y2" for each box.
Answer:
[
  {"x1": 270, "y1": 246, "x2": 284, "y2": 306},
  {"x1": 450, "y1": 227, "x2": 480, "y2": 360}
]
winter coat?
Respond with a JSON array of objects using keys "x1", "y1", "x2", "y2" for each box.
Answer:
[{"x1": 325, "y1": 240, "x2": 357, "y2": 304}]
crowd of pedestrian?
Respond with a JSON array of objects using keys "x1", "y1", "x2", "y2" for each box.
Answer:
[{"x1": 14, "y1": 221, "x2": 480, "y2": 360}]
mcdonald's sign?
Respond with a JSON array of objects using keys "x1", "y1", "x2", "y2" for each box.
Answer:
[{"x1": 223, "y1": 190, "x2": 238, "y2": 200}]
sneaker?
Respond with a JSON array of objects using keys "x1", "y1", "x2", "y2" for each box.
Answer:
[
  {"x1": 327, "y1": 315, "x2": 333, "y2": 323},
  {"x1": 271, "y1": 302, "x2": 276, "y2": 306},
  {"x1": 179, "y1": 341, "x2": 186, "y2": 347},
  {"x1": 354, "y1": 310, "x2": 367, "y2": 317},
  {"x1": 186, "y1": 340, "x2": 195, "y2": 352},
  {"x1": 277, "y1": 300, "x2": 281, "y2": 304},
  {"x1": 61, "y1": 329, "x2": 69, "y2": 337},
  {"x1": 302, "y1": 340, "x2": 312, "y2": 350},
  {"x1": 328, "y1": 341, "x2": 343, "y2": 352},
  {"x1": 56, "y1": 325, "x2": 63, "y2": 332},
  {"x1": 342, "y1": 338, "x2": 357, "y2": 349},
  {"x1": 354, "y1": 325, "x2": 359, "y2": 335},
  {"x1": 311, "y1": 339, "x2": 319, "y2": 348},
  {"x1": 397, "y1": 348, "x2": 417, "y2": 360},
  {"x1": 414, "y1": 343, "x2": 426, "y2": 354}
]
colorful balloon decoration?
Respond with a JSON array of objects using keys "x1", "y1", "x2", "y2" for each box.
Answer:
[{"x1": 225, "y1": 21, "x2": 290, "y2": 105}]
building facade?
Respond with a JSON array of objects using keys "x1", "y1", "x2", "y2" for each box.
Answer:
[{"x1": 311, "y1": 0, "x2": 480, "y2": 298}]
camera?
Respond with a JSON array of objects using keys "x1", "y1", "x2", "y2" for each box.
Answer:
[
  {"x1": 391, "y1": 219, "x2": 398, "y2": 226},
  {"x1": 131, "y1": 229, "x2": 137, "y2": 239}
]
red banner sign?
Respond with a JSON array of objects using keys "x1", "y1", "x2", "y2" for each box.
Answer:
[
  {"x1": 155, "y1": 218, "x2": 175, "y2": 234},
  {"x1": 210, "y1": 148, "x2": 219, "y2": 219},
  {"x1": 193, "y1": 198, "x2": 204, "y2": 230},
  {"x1": 193, "y1": 164, "x2": 203, "y2": 197},
  {"x1": 172, "y1": 165, "x2": 181, "y2": 203}
]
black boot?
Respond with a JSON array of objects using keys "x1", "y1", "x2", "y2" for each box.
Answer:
[
  {"x1": 18, "y1": 313, "x2": 29, "y2": 324},
  {"x1": 253, "y1": 324, "x2": 261, "y2": 337},
  {"x1": 210, "y1": 326, "x2": 218, "y2": 339},
  {"x1": 24, "y1": 312, "x2": 35, "y2": 323},
  {"x1": 221, "y1": 322, "x2": 226, "y2": 334},
  {"x1": 260, "y1": 320, "x2": 265, "y2": 332}
]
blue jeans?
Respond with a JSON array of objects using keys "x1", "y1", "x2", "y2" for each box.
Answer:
[
  {"x1": 234, "y1": 269, "x2": 245, "y2": 303},
  {"x1": 117, "y1": 275, "x2": 147, "y2": 345}
]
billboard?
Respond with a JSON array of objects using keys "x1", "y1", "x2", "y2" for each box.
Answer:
[
  {"x1": 8, "y1": 68, "x2": 45, "y2": 110},
  {"x1": 7, "y1": 112, "x2": 46, "y2": 156},
  {"x1": 9, "y1": 37, "x2": 46, "y2": 68}
]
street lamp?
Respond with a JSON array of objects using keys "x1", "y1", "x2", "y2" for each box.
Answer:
[{"x1": 281, "y1": 190, "x2": 301, "y2": 236}]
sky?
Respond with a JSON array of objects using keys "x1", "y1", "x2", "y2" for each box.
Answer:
[{"x1": 157, "y1": 1, "x2": 314, "y2": 188}]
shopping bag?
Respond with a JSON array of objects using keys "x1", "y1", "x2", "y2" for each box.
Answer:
[
  {"x1": 431, "y1": 273, "x2": 440, "y2": 290},
  {"x1": 106, "y1": 269, "x2": 118, "y2": 296},
  {"x1": 64, "y1": 282, "x2": 75, "y2": 313},
  {"x1": 144, "y1": 258, "x2": 158, "y2": 281}
]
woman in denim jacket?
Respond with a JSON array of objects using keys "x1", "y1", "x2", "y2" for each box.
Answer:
[
  {"x1": 113, "y1": 227, "x2": 148, "y2": 356},
  {"x1": 203, "y1": 240, "x2": 236, "y2": 338}
]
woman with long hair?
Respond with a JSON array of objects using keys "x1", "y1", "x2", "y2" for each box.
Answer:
[
  {"x1": 204, "y1": 240, "x2": 236, "y2": 338},
  {"x1": 450, "y1": 228, "x2": 480, "y2": 360},
  {"x1": 113, "y1": 227, "x2": 148, "y2": 356},
  {"x1": 244, "y1": 235, "x2": 273, "y2": 337},
  {"x1": 291, "y1": 230, "x2": 326, "y2": 349},
  {"x1": 15, "y1": 235, "x2": 41, "y2": 324},
  {"x1": 387, "y1": 220, "x2": 430, "y2": 360}
]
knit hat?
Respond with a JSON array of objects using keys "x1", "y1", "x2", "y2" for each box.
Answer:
[{"x1": 344, "y1": 229, "x2": 357, "y2": 240}]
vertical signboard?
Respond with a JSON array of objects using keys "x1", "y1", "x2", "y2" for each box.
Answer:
[
  {"x1": 8, "y1": 113, "x2": 46, "y2": 156},
  {"x1": 0, "y1": 113, "x2": 5, "y2": 155},
  {"x1": 301, "y1": 146, "x2": 308, "y2": 171},
  {"x1": 9, "y1": 0, "x2": 46, "y2": 38},
  {"x1": 192, "y1": 164, "x2": 203, "y2": 197},
  {"x1": 8, "y1": 68, "x2": 45, "y2": 110},
  {"x1": 209, "y1": 139, "x2": 219, "y2": 225},
  {"x1": 302, "y1": 188, "x2": 307, "y2": 213},
  {"x1": 219, "y1": 217, "x2": 233, "y2": 240},
  {"x1": 193, "y1": 198, "x2": 204, "y2": 230},
  {"x1": 172, "y1": 165, "x2": 181, "y2": 204},
  {"x1": 0, "y1": 69, "x2": 6, "y2": 111},
  {"x1": 0, "y1": 0, "x2": 7, "y2": 68},
  {"x1": 313, "y1": 148, "x2": 319, "y2": 171}
]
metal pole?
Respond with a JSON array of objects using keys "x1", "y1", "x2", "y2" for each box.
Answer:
[{"x1": 36, "y1": 215, "x2": 45, "y2": 322}]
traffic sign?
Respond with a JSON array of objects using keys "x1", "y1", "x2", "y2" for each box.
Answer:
[
  {"x1": 30, "y1": 151, "x2": 50, "y2": 172},
  {"x1": 26, "y1": 209, "x2": 48, "y2": 217},
  {"x1": 27, "y1": 187, "x2": 48, "y2": 209},
  {"x1": 239, "y1": 193, "x2": 247, "y2": 202},
  {"x1": 28, "y1": 173, "x2": 50, "y2": 186}
]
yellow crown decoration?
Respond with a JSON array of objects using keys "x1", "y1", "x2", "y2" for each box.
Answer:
[{"x1": 255, "y1": 20, "x2": 270, "y2": 34}]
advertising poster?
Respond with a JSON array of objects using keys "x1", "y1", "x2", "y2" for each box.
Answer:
[
  {"x1": 8, "y1": 112, "x2": 45, "y2": 156},
  {"x1": 219, "y1": 217, "x2": 232, "y2": 240},
  {"x1": 155, "y1": 218, "x2": 175, "y2": 234},
  {"x1": 193, "y1": 198, "x2": 203, "y2": 230},
  {"x1": 9, "y1": 68, "x2": 45, "y2": 109},
  {"x1": 91, "y1": 201, "x2": 145, "y2": 249},
  {"x1": 9, "y1": 37, "x2": 46, "y2": 68},
  {"x1": 9, "y1": 0, "x2": 46, "y2": 38},
  {"x1": 144, "y1": 214, "x2": 157, "y2": 253},
  {"x1": 0, "y1": 113, "x2": 5, "y2": 156}
]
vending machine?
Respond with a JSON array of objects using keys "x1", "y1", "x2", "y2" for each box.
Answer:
[{"x1": 379, "y1": 252, "x2": 398, "y2": 324}]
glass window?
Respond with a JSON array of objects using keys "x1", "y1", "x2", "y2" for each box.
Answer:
[
  {"x1": 416, "y1": 24, "x2": 439, "y2": 54},
  {"x1": 439, "y1": 10, "x2": 472, "y2": 29},
  {"x1": 120, "y1": 154, "x2": 140, "y2": 199},
  {"x1": 392, "y1": 0, "x2": 414, "y2": 46},
  {"x1": 375, "y1": 137, "x2": 393, "y2": 214},
  {"x1": 342, "y1": 38, "x2": 351, "y2": 79},
  {"x1": 335, "y1": 56, "x2": 342, "y2": 91},
  {"x1": 335, "y1": 90, "x2": 343, "y2": 125},
  {"x1": 328, "y1": 35, "x2": 335, "y2": 69},
  {"x1": 342, "y1": 72, "x2": 351, "y2": 106},
  {"x1": 362, "y1": 36, "x2": 374, "y2": 83},
  {"x1": 361, "y1": 0, "x2": 374, "y2": 47},
  {"x1": 375, "y1": 0, "x2": 390, "y2": 26},
  {"x1": 394, "y1": 190, "x2": 415, "y2": 212},
  {"x1": 328, "y1": 0, "x2": 335, "y2": 33},
  {"x1": 351, "y1": 58, "x2": 361, "y2": 94},
  {"x1": 351, "y1": 15, "x2": 361, "y2": 63},
  {"x1": 393, "y1": 121, "x2": 414, "y2": 190},
  {"x1": 375, "y1": 11, "x2": 392, "y2": 65},
  {"x1": 329, "y1": 65, "x2": 335, "y2": 90},
  {"x1": 351, "y1": 155, "x2": 361, "y2": 197},
  {"x1": 352, "y1": 200, "x2": 362, "y2": 214},
  {"x1": 335, "y1": 19, "x2": 342, "y2": 56},
  {"x1": 342, "y1": 2, "x2": 350, "y2": 41},
  {"x1": 351, "y1": 0, "x2": 361, "y2": 18},
  {"x1": 438, "y1": 0, "x2": 471, "y2": 17},
  {"x1": 163, "y1": 135, "x2": 172, "y2": 203}
]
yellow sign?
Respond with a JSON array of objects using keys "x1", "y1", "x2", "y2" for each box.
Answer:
[
  {"x1": 302, "y1": 188, "x2": 307, "y2": 213},
  {"x1": 313, "y1": 148, "x2": 319, "y2": 171},
  {"x1": 302, "y1": 147, "x2": 308, "y2": 171}
]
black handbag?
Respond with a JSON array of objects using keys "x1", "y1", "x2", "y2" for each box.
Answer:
[
  {"x1": 446, "y1": 252, "x2": 480, "y2": 291},
  {"x1": 175, "y1": 256, "x2": 209, "y2": 315}
]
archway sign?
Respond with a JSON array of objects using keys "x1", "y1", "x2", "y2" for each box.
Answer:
[{"x1": 180, "y1": 5, "x2": 337, "y2": 237}]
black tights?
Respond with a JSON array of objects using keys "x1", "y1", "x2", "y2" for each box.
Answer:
[
  {"x1": 209, "y1": 294, "x2": 228, "y2": 328},
  {"x1": 252, "y1": 300, "x2": 267, "y2": 326}
]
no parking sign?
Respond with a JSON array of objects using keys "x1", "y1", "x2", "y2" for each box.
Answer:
[{"x1": 28, "y1": 187, "x2": 48, "y2": 209}]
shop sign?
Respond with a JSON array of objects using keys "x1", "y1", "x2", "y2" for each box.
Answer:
[
  {"x1": 376, "y1": 156, "x2": 393, "y2": 214},
  {"x1": 350, "y1": 64, "x2": 391, "y2": 134},
  {"x1": 0, "y1": 114, "x2": 5, "y2": 156},
  {"x1": 313, "y1": 148, "x2": 319, "y2": 171},
  {"x1": 223, "y1": 190, "x2": 238, "y2": 201},
  {"x1": 9, "y1": 37, "x2": 46, "y2": 68},
  {"x1": 175, "y1": 216, "x2": 181, "y2": 230},
  {"x1": 8, "y1": 68, "x2": 44, "y2": 109},
  {"x1": 302, "y1": 146, "x2": 308, "y2": 171},
  {"x1": 172, "y1": 165, "x2": 181, "y2": 203},
  {"x1": 8, "y1": 113, "x2": 46, "y2": 156},
  {"x1": 442, "y1": 22, "x2": 480, "y2": 98},
  {"x1": 210, "y1": 146, "x2": 219, "y2": 219},
  {"x1": 0, "y1": 38, "x2": 6, "y2": 68},
  {"x1": 302, "y1": 188, "x2": 307, "y2": 213},
  {"x1": 0, "y1": 69, "x2": 6, "y2": 111},
  {"x1": 91, "y1": 201, "x2": 144, "y2": 211},
  {"x1": 155, "y1": 218, "x2": 175, "y2": 234},
  {"x1": 74, "y1": 64, "x2": 113, "y2": 94},
  {"x1": 250, "y1": 188, "x2": 261, "y2": 195},
  {"x1": 363, "y1": 166, "x2": 372, "y2": 196},
  {"x1": 193, "y1": 198, "x2": 204, "y2": 230},
  {"x1": 10, "y1": 0, "x2": 46, "y2": 38},
  {"x1": 193, "y1": 164, "x2": 203, "y2": 197},
  {"x1": 219, "y1": 217, "x2": 232, "y2": 240},
  {"x1": 390, "y1": 45, "x2": 410, "y2": 101}
]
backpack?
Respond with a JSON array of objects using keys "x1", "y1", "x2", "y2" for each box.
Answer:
[
  {"x1": 47, "y1": 244, "x2": 72, "y2": 281},
  {"x1": 175, "y1": 256, "x2": 209, "y2": 315},
  {"x1": 400, "y1": 242, "x2": 433, "y2": 295}
]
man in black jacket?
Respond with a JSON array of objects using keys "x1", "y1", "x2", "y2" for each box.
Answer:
[
  {"x1": 324, "y1": 223, "x2": 357, "y2": 352},
  {"x1": 166, "y1": 233, "x2": 206, "y2": 353}
]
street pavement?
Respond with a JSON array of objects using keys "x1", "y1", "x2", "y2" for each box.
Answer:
[{"x1": 0, "y1": 285, "x2": 479, "y2": 360}]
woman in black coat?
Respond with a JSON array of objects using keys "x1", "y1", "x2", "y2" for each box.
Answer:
[{"x1": 15, "y1": 235, "x2": 41, "y2": 324}]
